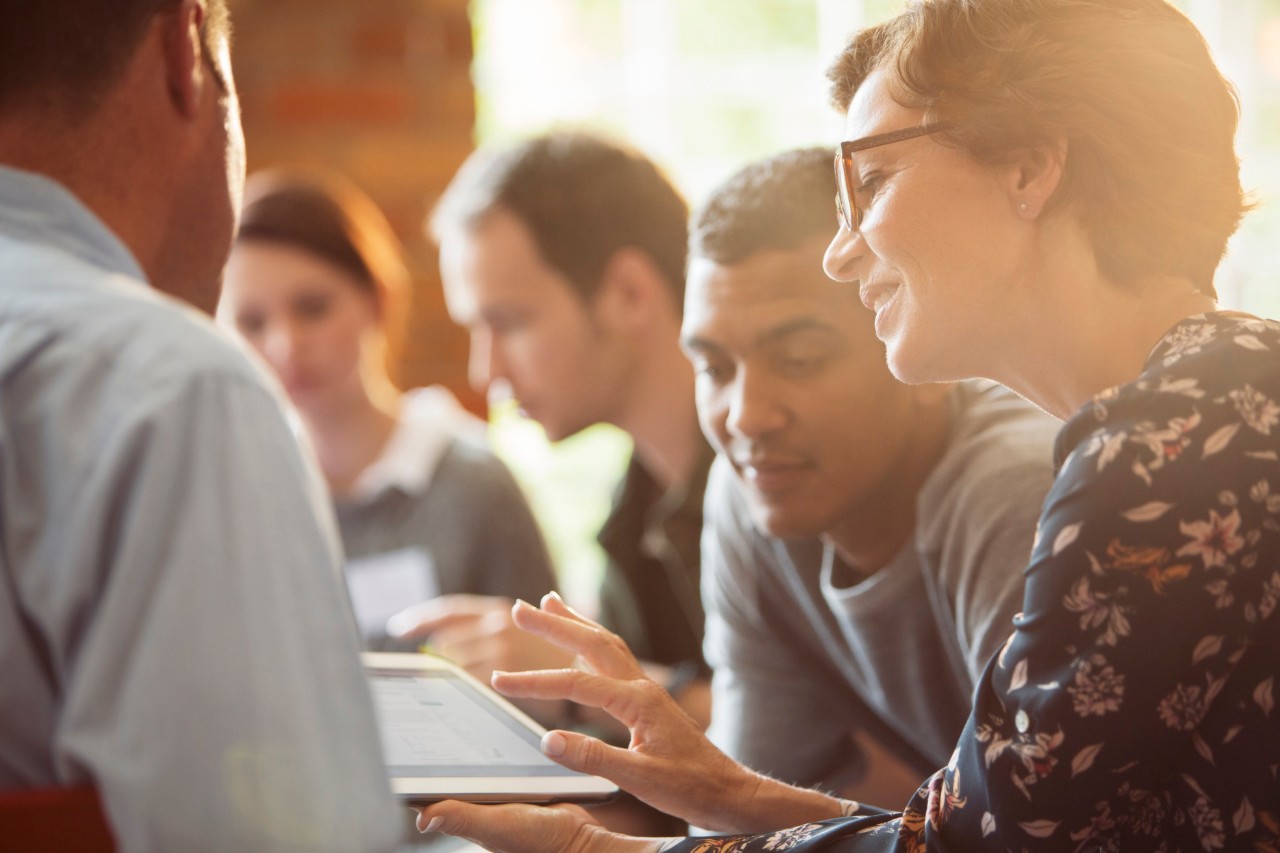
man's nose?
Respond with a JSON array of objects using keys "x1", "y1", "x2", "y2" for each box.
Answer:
[
  {"x1": 724, "y1": 370, "x2": 787, "y2": 440},
  {"x1": 467, "y1": 328, "x2": 505, "y2": 395}
]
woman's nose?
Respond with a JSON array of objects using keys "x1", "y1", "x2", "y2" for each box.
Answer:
[{"x1": 823, "y1": 225, "x2": 861, "y2": 284}]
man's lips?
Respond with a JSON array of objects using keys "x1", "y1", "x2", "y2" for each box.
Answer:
[{"x1": 733, "y1": 456, "x2": 813, "y2": 496}]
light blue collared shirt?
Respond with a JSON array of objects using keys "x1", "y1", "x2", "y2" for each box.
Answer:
[{"x1": 0, "y1": 165, "x2": 402, "y2": 851}]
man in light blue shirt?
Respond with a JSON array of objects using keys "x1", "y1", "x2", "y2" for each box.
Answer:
[{"x1": 0, "y1": 1, "x2": 401, "y2": 849}]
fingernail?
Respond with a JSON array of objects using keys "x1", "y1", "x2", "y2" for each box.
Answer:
[
  {"x1": 548, "y1": 590, "x2": 564, "y2": 602},
  {"x1": 424, "y1": 816, "x2": 442, "y2": 833},
  {"x1": 542, "y1": 731, "x2": 566, "y2": 757},
  {"x1": 385, "y1": 614, "x2": 409, "y2": 636},
  {"x1": 513, "y1": 598, "x2": 531, "y2": 612}
]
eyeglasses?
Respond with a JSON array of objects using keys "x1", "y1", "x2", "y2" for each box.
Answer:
[{"x1": 834, "y1": 123, "x2": 951, "y2": 233}]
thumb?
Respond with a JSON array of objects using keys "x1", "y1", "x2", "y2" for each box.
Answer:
[
  {"x1": 540, "y1": 729, "x2": 634, "y2": 781},
  {"x1": 417, "y1": 799, "x2": 481, "y2": 835}
]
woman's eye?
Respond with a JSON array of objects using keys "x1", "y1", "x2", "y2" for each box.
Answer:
[
  {"x1": 294, "y1": 295, "x2": 331, "y2": 319},
  {"x1": 236, "y1": 314, "x2": 265, "y2": 336},
  {"x1": 854, "y1": 173, "x2": 884, "y2": 202}
]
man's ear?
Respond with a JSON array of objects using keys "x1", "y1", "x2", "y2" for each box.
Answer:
[
  {"x1": 160, "y1": 0, "x2": 207, "y2": 120},
  {"x1": 593, "y1": 247, "x2": 678, "y2": 333},
  {"x1": 1007, "y1": 138, "x2": 1067, "y2": 218}
]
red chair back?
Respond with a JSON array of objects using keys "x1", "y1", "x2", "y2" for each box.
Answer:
[{"x1": 0, "y1": 786, "x2": 115, "y2": 852}]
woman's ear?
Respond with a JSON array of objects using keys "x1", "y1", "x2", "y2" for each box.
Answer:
[{"x1": 1008, "y1": 138, "x2": 1067, "y2": 218}]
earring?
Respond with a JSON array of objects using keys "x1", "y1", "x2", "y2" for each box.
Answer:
[{"x1": 1019, "y1": 202, "x2": 1029, "y2": 212}]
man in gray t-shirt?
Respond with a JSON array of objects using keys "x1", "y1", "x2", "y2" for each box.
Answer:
[{"x1": 682, "y1": 148, "x2": 1059, "y2": 809}]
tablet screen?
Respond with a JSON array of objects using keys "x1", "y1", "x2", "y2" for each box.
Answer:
[{"x1": 369, "y1": 669, "x2": 580, "y2": 779}]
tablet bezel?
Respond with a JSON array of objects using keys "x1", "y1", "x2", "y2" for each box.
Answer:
[{"x1": 362, "y1": 652, "x2": 619, "y2": 805}]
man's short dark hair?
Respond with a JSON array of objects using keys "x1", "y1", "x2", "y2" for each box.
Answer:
[
  {"x1": 430, "y1": 131, "x2": 689, "y2": 305},
  {"x1": 690, "y1": 147, "x2": 836, "y2": 266},
  {"x1": 0, "y1": 0, "x2": 230, "y2": 117}
]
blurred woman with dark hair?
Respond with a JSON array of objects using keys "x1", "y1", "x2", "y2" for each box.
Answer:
[{"x1": 219, "y1": 169, "x2": 557, "y2": 654}]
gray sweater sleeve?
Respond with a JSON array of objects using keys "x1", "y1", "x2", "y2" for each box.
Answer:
[{"x1": 701, "y1": 459, "x2": 863, "y2": 789}]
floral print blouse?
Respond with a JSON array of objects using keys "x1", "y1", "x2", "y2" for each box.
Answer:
[{"x1": 665, "y1": 313, "x2": 1280, "y2": 852}]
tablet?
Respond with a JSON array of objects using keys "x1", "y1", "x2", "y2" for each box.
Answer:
[{"x1": 362, "y1": 652, "x2": 619, "y2": 804}]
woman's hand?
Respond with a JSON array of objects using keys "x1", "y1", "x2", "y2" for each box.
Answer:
[
  {"x1": 493, "y1": 593, "x2": 843, "y2": 834},
  {"x1": 385, "y1": 593, "x2": 576, "y2": 727},
  {"x1": 417, "y1": 800, "x2": 670, "y2": 853}
]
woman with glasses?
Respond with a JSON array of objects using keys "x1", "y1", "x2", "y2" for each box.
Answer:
[{"x1": 416, "y1": 0, "x2": 1279, "y2": 849}]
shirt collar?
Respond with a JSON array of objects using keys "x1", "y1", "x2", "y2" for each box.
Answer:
[
  {"x1": 347, "y1": 386, "x2": 486, "y2": 501},
  {"x1": 0, "y1": 164, "x2": 147, "y2": 283}
]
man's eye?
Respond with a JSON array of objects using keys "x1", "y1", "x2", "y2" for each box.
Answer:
[
  {"x1": 776, "y1": 355, "x2": 829, "y2": 377},
  {"x1": 695, "y1": 363, "x2": 730, "y2": 384},
  {"x1": 488, "y1": 312, "x2": 530, "y2": 334}
]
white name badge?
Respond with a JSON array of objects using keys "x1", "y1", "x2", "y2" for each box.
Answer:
[{"x1": 344, "y1": 547, "x2": 439, "y2": 640}]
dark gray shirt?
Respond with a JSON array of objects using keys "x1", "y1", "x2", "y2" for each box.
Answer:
[{"x1": 334, "y1": 393, "x2": 557, "y2": 649}]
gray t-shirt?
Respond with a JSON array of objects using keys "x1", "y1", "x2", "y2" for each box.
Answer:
[{"x1": 702, "y1": 379, "x2": 1058, "y2": 794}]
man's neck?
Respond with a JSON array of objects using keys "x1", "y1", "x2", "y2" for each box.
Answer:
[
  {"x1": 822, "y1": 387, "x2": 953, "y2": 575},
  {"x1": 613, "y1": 333, "x2": 702, "y2": 492},
  {"x1": 0, "y1": 107, "x2": 166, "y2": 295}
]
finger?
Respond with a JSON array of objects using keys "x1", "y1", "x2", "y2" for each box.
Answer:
[
  {"x1": 511, "y1": 600, "x2": 645, "y2": 679},
  {"x1": 538, "y1": 729, "x2": 661, "y2": 798},
  {"x1": 418, "y1": 800, "x2": 514, "y2": 843},
  {"x1": 540, "y1": 590, "x2": 597, "y2": 625},
  {"x1": 419, "y1": 800, "x2": 596, "y2": 853},
  {"x1": 386, "y1": 596, "x2": 500, "y2": 639},
  {"x1": 492, "y1": 668, "x2": 653, "y2": 728}
]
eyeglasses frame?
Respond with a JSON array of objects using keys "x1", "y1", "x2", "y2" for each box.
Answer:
[{"x1": 834, "y1": 122, "x2": 952, "y2": 233}]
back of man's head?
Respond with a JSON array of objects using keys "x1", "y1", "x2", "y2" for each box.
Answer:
[
  {"x1": 430, "y1": 131, "x2": 690, "y2": 305},
  {"x1": 0, "y1": 0, "x2": 230, "y2": 119},
  {"x1": 691, "y1": 146, "x2": 836, "y2": 266}
]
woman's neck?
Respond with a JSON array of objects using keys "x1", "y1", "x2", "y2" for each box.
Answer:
[
  {"x1": 300, "y1": 387, "x2": 400, "y2": 496},
  {"x1": 996, "y1": 273, "x2": 1217, "y2": 420}
]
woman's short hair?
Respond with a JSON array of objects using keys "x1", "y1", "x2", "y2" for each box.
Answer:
[
  {"x1": 237, "y1": 168, "x2": 410, "y2": 319},
  {"x1": 827, "y1": 0, "x2": 1249, "y2": 297}
]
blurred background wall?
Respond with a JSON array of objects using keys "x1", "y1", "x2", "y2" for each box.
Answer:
[{"x1": 230, "y1": 0, "x2": 480, "y2": 412}]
